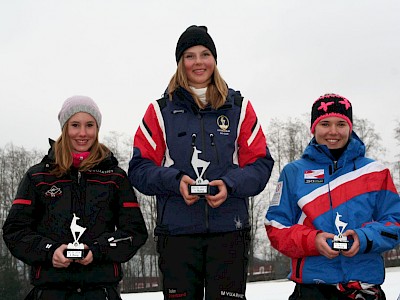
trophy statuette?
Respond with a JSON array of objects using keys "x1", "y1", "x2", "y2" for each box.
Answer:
[
  {"x1": 332, "y1": 212, "x2": 349, "y2": 251},
  {"x1": 65, "y1": 213, "x2": 87, "y2": 259},
  {"x1": 188, "y1": 146, "x2": 210, "y2": 195}
]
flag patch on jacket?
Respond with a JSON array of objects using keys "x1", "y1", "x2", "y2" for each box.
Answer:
[{"x1": 304, "y1": 169, "x2": 324, "y2": 183}]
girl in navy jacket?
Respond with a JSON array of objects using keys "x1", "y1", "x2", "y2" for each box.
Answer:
[{"x1": 129, "y1": 25, "x2": 274, "y2": 300}]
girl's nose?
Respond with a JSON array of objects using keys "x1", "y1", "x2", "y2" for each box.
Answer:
[
  {"x1": 329, "y1": 125, "x2": 339, "y2": 134},
  {"x1": 78, "y1": 127, "x2": 87, "y2": 136}
]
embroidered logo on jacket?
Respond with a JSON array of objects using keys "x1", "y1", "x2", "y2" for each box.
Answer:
[
  {"x1": 220, "y1": 290, "x2": 244, "y2": 299},
  {"x1": 217, "y1": 115, "x2": 230, "y2": 135},
  {"x1": 87, "y1": 169, "x2": 114, "y2": 174},
  {"x1": 45, "y1": 185, "x2": 62, "y2": 197},
  {"x1": 234, "y1": 216, "x2": 243, "y2": 229},
  {"x1": 167, "y1": 289, "x2": 187, "y2": 298},
  {"x1": 304, "y1": 169, "x2": 324, "y2": 183}
]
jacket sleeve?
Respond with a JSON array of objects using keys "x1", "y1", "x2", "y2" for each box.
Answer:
[
  {"x1": 265, "y1": 166, "x2": 321, "y2": 258},
  {"x1": 128, "y1": 102, "x2": 182, "y2": 196},
  {"x1": 355, "y1": 167, "x2": 400, "y2": 254},
  {"x1": 2, "y1": 171, "x2": 62, "y2": 265},
  {"x1": 221, "y1": 100, "x2": 274, "y2": 197},
  {"x1": 90, "y1": 170, "x2": 148, "y2": 263}
]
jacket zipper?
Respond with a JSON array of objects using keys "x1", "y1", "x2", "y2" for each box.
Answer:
[
  {"x1": 77, "y1": 171, "x2": 87, "y2": 227},
  {"x1": 191, "y1": 133, "x2": 196, "y2": 146},
  {"x1": 193, "y1": 115, "x2": 210, "y2": 232},
  {"x1": 199, "y1": 116, "x2": 210, "y2": 232}
]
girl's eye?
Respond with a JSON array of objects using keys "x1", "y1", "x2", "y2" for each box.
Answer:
[
  {"x1": 185, "y1": 54, "x2": 194, "y2": 59},
  {"x1": 87, "y1": 123, "x2": 94, "y2": 128}
]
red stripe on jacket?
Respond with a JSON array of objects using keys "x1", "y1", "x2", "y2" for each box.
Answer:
[
  {"x1": 237, "y1": 101, "x2": 267, "y2": 167},
  {"x1": 13, "y1": 199, "x2": 32, "y2": 205},
  {"x1": 134, "y1": 103, "x2": 166, "y2": 166},
  {"x1": 87, "y1": 179, "x2": 119, "y2": 188},
  {"x1": 303, "y1": 169, "x2": 395, "y2": 223},
  {"x1": 123, "y1": 202, "x2": 140, "y2": 208}
]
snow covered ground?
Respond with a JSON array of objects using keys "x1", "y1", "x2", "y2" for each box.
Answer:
[{"x1": 121, "y1": 267, "x2": 400, "y2": 299}]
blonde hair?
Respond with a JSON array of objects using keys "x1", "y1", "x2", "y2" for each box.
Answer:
[
  {"x1": 167, "y1": 58, "x2": 228, "y2": 109},
  {"x1": 51, "y1": 123, "x2": 110, "y2": 177}
]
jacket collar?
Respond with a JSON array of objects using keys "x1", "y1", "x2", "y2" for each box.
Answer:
[
  {"x1": 170, "y1": 86, "x2": 235, "y2": 113},
  {"x1": 41, "y1": 139, "x2": 118, "y2": 169},
  {"x1": 303, "y1": 131, "x2": 365, "y2": 164}
]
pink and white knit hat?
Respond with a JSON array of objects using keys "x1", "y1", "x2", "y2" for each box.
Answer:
[{"x1": 310, "y1": 93, "x2": 352, "y2": 133}]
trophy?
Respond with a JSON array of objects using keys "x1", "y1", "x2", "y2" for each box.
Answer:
[
  {"x1": 65, "y1": 213, "x2": 87, "y2": 259},
  {"x1": 188, "y1": 146, "x2": 210, "y2": 195},
  {"x1": 332, "y1": 212, "x2": 349, "y2": 251}
]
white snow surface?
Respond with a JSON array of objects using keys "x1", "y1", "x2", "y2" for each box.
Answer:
[{"x1": 121, "y1": 267, "x2": 400, "y2": 299}]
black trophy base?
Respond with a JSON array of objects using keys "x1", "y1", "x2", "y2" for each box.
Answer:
[
  {"x1": 65, "y1": 248, "x2": 85, "y2": 260},
  {"x1": 188, "y1": 184, "x2": 210, "y2": 195},
  {"x1": 332, "y1": 239, "x2": 349, "y2": 251}
]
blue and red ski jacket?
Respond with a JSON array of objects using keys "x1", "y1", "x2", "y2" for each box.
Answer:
[
  {"x1": 129, "y1": 87, "x2": 274, "y2": 235},
  {"x1": 265, "y1": 132, "x2": 400, "y2": 285}
]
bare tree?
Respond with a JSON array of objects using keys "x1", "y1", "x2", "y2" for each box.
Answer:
[
  {"x1": 102, "y1": 131, "x2": 133, "y2": 172},
  {"x1": 0, "y1": 143, "x2": 44, "y2": 297},
  {"x1": 134, "y1": 192, "x2": 160, "y2": 288},
  {"x1": 394, "y1": 120, "x2": 400, "y2": 146},
  {"x1": 267, "y1": 116, "x2": 310, "y2": 173},
  {"x1": 266, "y1": 118, "x2": 286, "y2": 174},
  {"x1": 248, "y1": 186, "x2": 274, "y2": 276},
  {"x1": 353, "y1": 116, "x2": 386, "y2": 160},
  {"x1": 391, "y1": 120, "x2": 400, "y2": 190}
]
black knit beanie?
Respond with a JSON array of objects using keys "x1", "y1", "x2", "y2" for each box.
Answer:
[
  {"x1": 310, "y1": 93, "x2": 353, "y2": 133},
  {"x1": 175, "y1": 25, "x2": 217, "y2": 63}
]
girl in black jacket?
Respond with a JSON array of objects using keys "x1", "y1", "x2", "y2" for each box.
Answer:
[{"x1": 3, "y1": 95, "x2": 148, "y2": 299}]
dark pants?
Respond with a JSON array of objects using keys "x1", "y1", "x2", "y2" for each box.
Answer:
[
  {"x1": 157, "y1": 231, "x2": 250, "y2": 300},
  {"x1": 25, "y1": 285, "x2": 122, "y2": 300},
  {"x1": 289, "y1": 283, "x2": 386, "y2": 300}
]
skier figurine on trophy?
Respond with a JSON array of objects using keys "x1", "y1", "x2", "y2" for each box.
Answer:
[
  {"x1": 332, "y1": 212, "x2": 349, "y2": 251},
  {"x1": 65, "y1": 213, "x2": 87, "y2": 259},
  {"x1": 188, "y1": 146, "x2": 211, "y2": 195}
]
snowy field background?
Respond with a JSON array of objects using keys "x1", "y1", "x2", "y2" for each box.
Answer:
[{"x1": 122, "y1": 267, "x2": 400, "y2": 299}]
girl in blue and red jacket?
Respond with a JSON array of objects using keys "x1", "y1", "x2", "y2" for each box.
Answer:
[
  {"x1": 265, "y1": 93, "x2": 400, "y2": 300},
  {"x1": 128, "y1": 25, "x2": 274, "y2": 300}
]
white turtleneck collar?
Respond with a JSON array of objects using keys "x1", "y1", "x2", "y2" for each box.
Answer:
[{"x1": 190, "y1": 86, "x2": 208, "y2": 106}]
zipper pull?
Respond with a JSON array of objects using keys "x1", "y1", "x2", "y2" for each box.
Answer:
[
  {"x1": 191, "y1": 134, "x2": 196, "y2": 146},
  {"x1": 78, "y1": 171, "x2": 81, "y2": 183},
  {"x1": 210, "y1": 133, "x2": 215, "y2": 146}
]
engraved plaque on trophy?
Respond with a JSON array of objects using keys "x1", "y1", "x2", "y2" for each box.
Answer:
[
  {"x1": 65, "y1": 213, "x2": 87, "y2": 259},
  {"x1": 188, "y1": 146, "x2": 211, "y2": 195},
  {"x1": 332, "y1": 212, "x2": 349, "y2": 251}
]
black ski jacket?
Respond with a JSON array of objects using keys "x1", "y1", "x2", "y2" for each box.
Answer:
[{"x1": 2, "y1": 142, "x2": 148, "y2": 288}]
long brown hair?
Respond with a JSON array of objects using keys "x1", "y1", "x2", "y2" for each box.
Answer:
[
  {"x1": 167, "y1": 58, "x2": 228, "y2": 109},
  {"x1": 51, "y1": 123, "x2": 110, "y2": 177}
]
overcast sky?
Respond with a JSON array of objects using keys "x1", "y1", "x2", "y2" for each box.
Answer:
[{"x1": 1, "y1": 0, "x2": 399, "y2": 162}]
